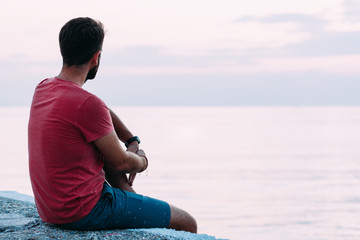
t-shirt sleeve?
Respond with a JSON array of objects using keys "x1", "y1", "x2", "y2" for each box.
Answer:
[{"x1": 77, "y1": 95, "x2": 114, "y2": 143}]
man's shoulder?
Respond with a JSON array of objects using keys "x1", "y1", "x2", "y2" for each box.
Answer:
[
  {"x1": 35, "y1": 78, "x2": 52, "y2": 88},
  {"x1": 61, "y1": 84, "x2": 105, "y2": 110},
  {"x1": 45, "y1": 78, "x2": 96, "y2": 97},
  {"x1": 33, "y1": 77, "x2": 104, "y2": 109},
  {"x1": 79, "y1": 92, "x2": 107, "y2": 111}
]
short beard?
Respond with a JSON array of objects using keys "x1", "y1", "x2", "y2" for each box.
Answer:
[
  {"x1": 85, "y1": 64, "x2": 99, "y2": 82},
  {"x1": 85, "y1": 52, "x2": 101, "y2": 82}
]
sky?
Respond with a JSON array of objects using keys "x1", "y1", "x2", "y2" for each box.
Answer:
[{"x1": 1, "y1": 0, "x2": 359, "y2": 106}]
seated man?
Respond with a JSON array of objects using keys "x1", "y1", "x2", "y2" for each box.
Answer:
[{"x1": 28, "y1": 17, "x2": 197, "y2": 233}]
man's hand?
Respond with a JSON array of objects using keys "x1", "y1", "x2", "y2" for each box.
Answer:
[
  {"x1": 126, "y1": 145, "x2": 148, "y2": 186},
  {"x1": 126, "y1": 144, "x2": 138, "y2": 186},
  {"x1": 126, "y1": 144, "x2": 139, "y2": 153}
]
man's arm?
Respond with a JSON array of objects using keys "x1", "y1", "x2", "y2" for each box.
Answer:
[
  {"x1": 94, "y1": 130, "x2": 147, "y2": 173},
  {"x1": 108, "y1": 109, "x2": 143, "y2": 186},
  {"x1": 109, "y1": 109, "x2": 138, "y2": 147}
]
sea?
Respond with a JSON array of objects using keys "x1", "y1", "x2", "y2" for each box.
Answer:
[{"x1": 0, "y1": 106, "x2": 359, "y2": 240}]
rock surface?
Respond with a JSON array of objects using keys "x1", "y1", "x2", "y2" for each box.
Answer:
[{"x1": 0, "y1": 194, "x2": 223, "y2": 240}]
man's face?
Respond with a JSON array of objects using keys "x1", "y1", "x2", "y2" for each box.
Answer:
[{"x1": 85, "y1": 52, "x2": 101, "y2": 81}]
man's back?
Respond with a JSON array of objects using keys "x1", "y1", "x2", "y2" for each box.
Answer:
[{"x1": 28, "y1": 77, "x2": 113, "y2": 224}]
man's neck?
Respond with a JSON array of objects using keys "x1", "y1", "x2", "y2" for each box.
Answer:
[{"x1": 57, "y1": 65, "x2": 88, "y2": 86}]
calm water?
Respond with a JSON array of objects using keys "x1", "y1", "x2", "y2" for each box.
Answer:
[{"x1": 1, "y1": 106, "x2": 360, "y2": 240}]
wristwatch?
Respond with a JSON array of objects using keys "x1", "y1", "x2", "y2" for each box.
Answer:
[{"x1": 125, "y1": 136, "x2": 141, "y2": 147}]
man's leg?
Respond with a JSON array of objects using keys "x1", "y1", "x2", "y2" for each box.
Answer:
[
  {"x1": 169, "y1": 204, "x2": 197, "y2": 233},
  {"x1": 103, "y1": 157, "x2": 197, "y2": 233},
  {"x1": 104, "y1": 169, "x2": 197, "y2": 233}
]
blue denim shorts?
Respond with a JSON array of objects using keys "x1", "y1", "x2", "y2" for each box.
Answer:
[{"x1": 59, "y1": 183, "x2": 171, "y2": 230}]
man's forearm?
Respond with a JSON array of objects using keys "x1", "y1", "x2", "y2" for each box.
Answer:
[
  {"x1": 109, "y1": 108, "x2": 135, "y2": 144},
  {"x1": 108, "y1": 108, "x2": 143, "y2": 187}
]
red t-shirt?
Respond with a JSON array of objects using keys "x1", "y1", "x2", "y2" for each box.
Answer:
[{"x1": 28, "y1": 77, "x2": 114, "y2": 224}]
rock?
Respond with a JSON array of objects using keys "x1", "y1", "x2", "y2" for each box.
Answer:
[
  {"x1": 0, "y1": 195, "x2": 222, "y2": 240},
  {"x1": 0, "y1": 213, "x2": 38, "y2": 232}
]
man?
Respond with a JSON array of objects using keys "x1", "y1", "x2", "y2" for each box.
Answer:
[{"x1": 28, "y1": 17, "x2": 197, "y2": 233}]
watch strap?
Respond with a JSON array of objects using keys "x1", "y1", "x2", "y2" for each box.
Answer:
[{"x1": 125, "y1": 136, "x2": 140, "y2": 147}]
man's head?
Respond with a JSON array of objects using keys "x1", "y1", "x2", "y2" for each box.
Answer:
[{"x1": 59, "y1": 17, "x2": 105, "y2": 80}]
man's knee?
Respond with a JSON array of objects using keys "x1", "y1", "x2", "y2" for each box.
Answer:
[{"x1": 169, "y1": 204, "x2": 197, "y2": 233}]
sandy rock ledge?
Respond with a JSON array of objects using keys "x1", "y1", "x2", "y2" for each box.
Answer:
[{"x1": 0, "y1": 195, "x2": 222, "y2": 240}]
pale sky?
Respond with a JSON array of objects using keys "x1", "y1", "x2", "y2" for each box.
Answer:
[{"x1": 1, "y1": 0, "x2": 359, "y2": 106}]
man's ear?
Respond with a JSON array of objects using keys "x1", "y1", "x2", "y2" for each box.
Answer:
[{"x1": 91, "y1": 51, "x2": 101, "y2": 66}]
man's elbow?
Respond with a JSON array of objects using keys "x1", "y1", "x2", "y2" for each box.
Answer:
[{"x1": 109, "y1": 153, "x2": 141, "y2": 173}]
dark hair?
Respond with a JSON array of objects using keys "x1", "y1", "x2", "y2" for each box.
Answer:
[{"x1": 59, "y1": 17, "x2": 104, "y2": 66}]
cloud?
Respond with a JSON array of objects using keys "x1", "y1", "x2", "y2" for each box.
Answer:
[
  {"x1": 283, "y1": 31, "x2": 360, "y2": 56},
  {"x1": 251, "y1": 55, "x2": 360, "y2": 74},
  {"x1": 235, "y1": 13, "x2": 360, "y2": 57},
  {"x1": 96, "y1": 1, "x2": 342, "y2": 56},
  {"x1": 322, "y1": 0, "x2": 360, "y2": 32},
  {"x1": 0, "y1": 0, "x2": 351, "y2": 60},
  {"x1": 99, "y1": 54, "x2": 360, "y2": 75},
  {"x1": 344, "y1": 0, "x2": 360, "y2": 21},
  {"x1": 1, "y1": 0, "x2": 359, "y2": 106},
  {"x1": 260, "y1": 14, "x2": 326, "y2": 32},
  {"x1": 106, "y1": 19, "x2": 311, "y2": 57},
  {"x1": 83, "y1": 72, "x2": 360, "y2": 106}
]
